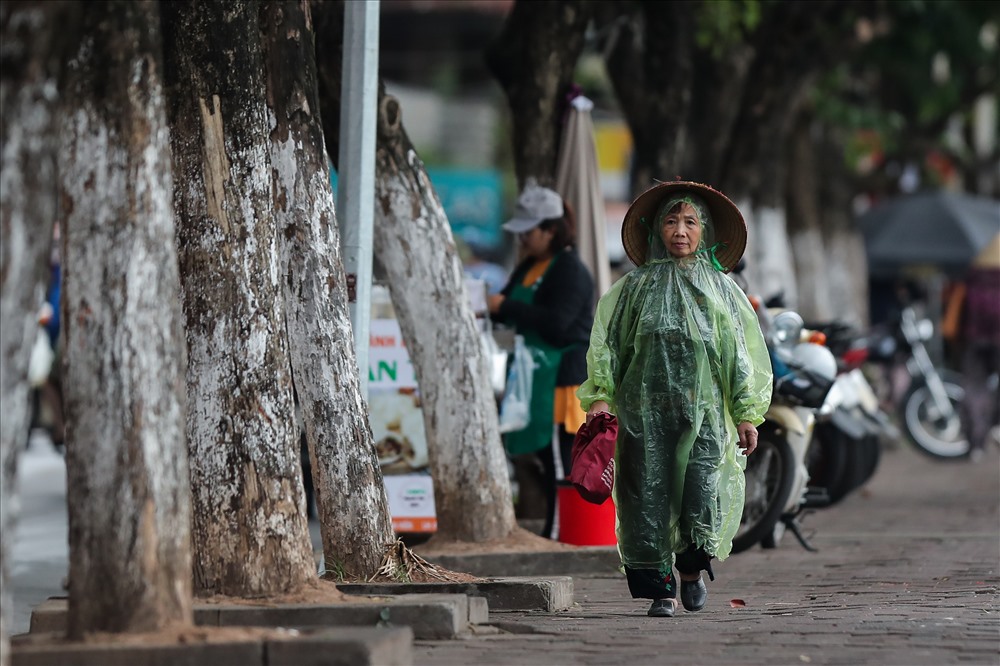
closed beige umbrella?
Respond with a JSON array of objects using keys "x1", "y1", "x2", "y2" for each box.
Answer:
[{"x1": 556, "y1": 95, "x2": 612, "y2": 310}]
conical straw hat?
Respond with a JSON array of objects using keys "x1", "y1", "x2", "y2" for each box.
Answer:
[{"x1": 621, "y1": 180, "x2": 747, "y2": 272}]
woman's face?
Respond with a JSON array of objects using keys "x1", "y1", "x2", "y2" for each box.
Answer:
[
  {"x1": 660, "y1": 202, "x2": 702, "y2": 259},
  {"x1": 518, "y1": 225, "x2": 554, "y2": 260}
]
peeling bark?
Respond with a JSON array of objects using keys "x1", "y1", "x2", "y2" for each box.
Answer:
[
  {"x1": 56, "y1": 0, "x2": 193, "y2": 637},
  {"x1": 373, "y1": 96, "x2": 517, "y2": 541},
  {"x1": 161, "y1": 0, "x2": 314, "y2": 596},
  {"x1": 261, "y1": 1, "x2": 394, "y2": 580},
  {"x1": 0, "y1": 2, "x2": 80, "y2": 660},
  {"x1": 315, "y1": 1, "x2": 516, "y2": 542}
]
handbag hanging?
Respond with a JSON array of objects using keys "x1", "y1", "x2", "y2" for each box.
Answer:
[{"x1": 568, "y1": 411, "x2": 617, "y2": 504}]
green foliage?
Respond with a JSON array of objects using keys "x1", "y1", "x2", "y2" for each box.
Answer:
[
  {"x1": 857, "y1": 0, "x2": 999, "y2": 126},
  {"x1": 695, "y1": 0, "x2": 762, "y2": 58},
  {"x1": 810, "y1": 0, "x2": 999, "y2": 179},
  {"x1": 322, "y1": 557, "x2": 347, "y2": 582}
]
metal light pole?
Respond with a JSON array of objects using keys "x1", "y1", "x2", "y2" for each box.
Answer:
[{"x1": 337, "y1": 0, "x2": 380, "y2": 397}]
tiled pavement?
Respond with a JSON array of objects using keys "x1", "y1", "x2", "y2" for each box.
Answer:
[{"x1": 414, "y1": 441, "x2": 1000, "y2": 666}]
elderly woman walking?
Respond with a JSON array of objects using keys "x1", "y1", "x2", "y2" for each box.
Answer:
[{"x1": 577, "y1": 181, "x2": 773, "y2": 617}]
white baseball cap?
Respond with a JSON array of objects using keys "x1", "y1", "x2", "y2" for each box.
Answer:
[{"x1": 502, "y1": 179, "x2": 564, "y2": 233}]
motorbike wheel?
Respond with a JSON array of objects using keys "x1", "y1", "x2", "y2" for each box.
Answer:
[
  {"x1": 860, "y1": 432, "x2": 882, "y2": 481},
  {"x1": 731, "y1": 425, "x2": 796, "y2": 554},
  {"x1": 807, "y1": 422, "x2": 849, "y2": 503},
  {"x1": 902, "y1": 380, "x2": 968, "y2": 459},
  {"x1": 760, "y1": 520, "x2": 785, "y2": 549}
]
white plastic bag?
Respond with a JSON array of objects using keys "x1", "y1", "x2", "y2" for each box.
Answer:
[
  {"x1": 28, "y1": 329, "x2": 54, "y2": 388},
  {"x1": 482, "y1": 331, "x2": 509, "y2": 399},
  {"x1": 498, "y1": 334, "x2": 534, "y2": 434}
]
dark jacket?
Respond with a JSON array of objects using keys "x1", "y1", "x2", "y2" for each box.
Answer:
[{"x1": 493, "y1": 248, "x2": 594, "y2": 386}]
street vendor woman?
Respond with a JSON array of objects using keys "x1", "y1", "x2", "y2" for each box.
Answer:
[
  {"x1": 488, "y1": 179, "x2": 594, "y2": 539},
  {"x1": 576, "y1": 181, "x2": 773, "y2": 618}
]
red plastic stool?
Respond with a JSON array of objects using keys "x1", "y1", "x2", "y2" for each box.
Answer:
[{"x1": 556, "y1": 482, "x2": 617, "y2": 546}]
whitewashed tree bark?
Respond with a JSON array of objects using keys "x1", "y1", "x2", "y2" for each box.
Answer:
[
  {"x1": 161, "y1": 0, "x2": 314, "y2": 596},
  {"x1": 786, "y1": 111, "x2": 870, "y2": 326},
  {"x1": 261, "y1": 1, "x2": 394, "y2": 579},
  {"x1": 818, "y1": 132, "x2": 870, "y2": 327},
  {"x1": 314, "y1": 2, "x2": 516, "y2": 543},
  {"x1": 373, "y1": 95, "x2": 517, "y2": 542},
  {"x1": 787, "y1": 115, "x2": 833, "y2": 322},
  {"x1": 0, "y1": 3, "x2": 79, "y2": 660},
  {"x1": 738, "y1": 200, "x2": 800, "y2": 309},
  {"x1": 57, "y1": 0, "x2": 193, "y2": 637}
]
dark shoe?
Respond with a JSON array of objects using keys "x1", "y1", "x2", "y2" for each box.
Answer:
[
  {"x1": 647, "y1": 598, "x2": 677, "y2": 617},
  {"x1": 680, "y1": 577, "x2": 707, "y2": 612}
]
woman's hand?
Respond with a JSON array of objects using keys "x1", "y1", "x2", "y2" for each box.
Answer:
[
  {"x1": 737, "y1": 422, "x2": 758, "y2": 455},
  {"x1": 586, "y1": 401, "x2": 610, "y2": 424},
  {"x1": 487, "y1": 294, "x2": 505, "y2": 314}
]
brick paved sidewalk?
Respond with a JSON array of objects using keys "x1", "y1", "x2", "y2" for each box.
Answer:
[{"x1": 414, "y1": 442, "x2": 1000, "y2": 666}]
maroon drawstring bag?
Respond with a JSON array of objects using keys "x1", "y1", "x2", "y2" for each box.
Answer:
[{"x1": 569, "y1": 412, "x2": 618, "y2": 504}]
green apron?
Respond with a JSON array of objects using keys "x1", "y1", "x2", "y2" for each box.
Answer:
[{"x1": 504, "y1": 259, "x2": 567, "y2": 456}]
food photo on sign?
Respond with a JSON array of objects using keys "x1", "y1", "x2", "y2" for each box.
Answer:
[{"x1": 367, "y1": 280, "x2": 494, "y2": 534}]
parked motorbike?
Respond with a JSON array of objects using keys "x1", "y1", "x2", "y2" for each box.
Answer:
[
  {"x1": 804, "y1": 319, "x2": 893, "y2": 506},
  {"x1": 731, "y1": 308, "x2": 836, "y2": 554},
  {"x1": 809, "y1": 375, "x2": 883, "y2": 504},
  {"x1": 863, "y1": 306, "x2": 968, "y2": 459}
]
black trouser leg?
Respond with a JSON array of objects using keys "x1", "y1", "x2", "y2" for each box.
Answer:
[
  {"x1": 540, "y1": 426, "x2": 579, "y2": 539},
  {"x1": 674, "y1": 545, "x2": 715, "y2": 581},
  {"x1": 624, "y1": 566, "x2": 676, "y2": 599},
  {"x1": 540, "y1": 444, "x2": 557, "y2": 538}
]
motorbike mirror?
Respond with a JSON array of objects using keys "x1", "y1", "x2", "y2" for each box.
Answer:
[{"x1": 772, "y1": 311, "x2": 804, "y2": 348}]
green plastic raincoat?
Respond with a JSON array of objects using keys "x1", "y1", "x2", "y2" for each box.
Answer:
[{"x1": 577, "y1": 198, "x2": 772, "y2": 572}]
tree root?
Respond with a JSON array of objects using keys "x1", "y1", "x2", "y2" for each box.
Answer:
[{"x1": 369, "y1": 538, "x2": 469, "y2": 583}]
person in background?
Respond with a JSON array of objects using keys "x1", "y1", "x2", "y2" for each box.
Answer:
[
  {"x1": 944, "y1": 244, "x2": 1000, "y2": 462},
  {"x1": 33, "y1": 222, "x2": 65, "y2": 452},
  {"x1": 578, "y1": 181, "x2": 772, "y2": 618},
  {"x1": 488, "y1": 179, "x2": 594, "y2": 539}
]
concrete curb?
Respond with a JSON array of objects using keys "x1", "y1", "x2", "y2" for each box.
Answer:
[
  {"x1": 418, "y1": 547, "x2": 620, "y2": 578},
  {"x1": 29, "y1": 593, "x2": 476, "y2": 640},
  {"x1": 337, "y1": 576, "x2": 574, "y2": 611},
  {"x1": 11, "y1": 626, "x2": 412, "y2": 666}
]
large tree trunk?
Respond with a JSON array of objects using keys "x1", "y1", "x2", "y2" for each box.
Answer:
[
  {"x1": 602, "y1": 1, "x2": 866, "y2": 304},
  {"x1": 484, "y1": 0, "x2": 595, "y2": 186},
  {"x1": 161, "y1": 0, "x2": 314, "y2": 597},
  {"x1": 261, "y1": 1, "x2": 394, "y2": 580},
  {"x1": 817, "y1": 126, "x2": 870, "y2": 326},
  {"x1": 786, "y1": 108, "x2": 870, "y2": 326},
  {"x1": 57, "y1": 0, "x2": 193, "y2": 637},
  {"x1": 372, "y1": 94, "x2": 517, "y2": 542},
  {"x1": 314, "y1": 1, "x2": 516, "y2": 543},
  {"x1": 0, "y1": 2, "x2": 80, "y2": 660},
  {"x1": 786, "y1": 111, "x2": 834, "y2": 322},
  {"x1": 599, "y1": 0, "x2": 699, "y2": 193}
]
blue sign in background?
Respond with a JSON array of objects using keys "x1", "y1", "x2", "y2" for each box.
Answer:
[{"x1": 330, "y1": 167, "x2": 503, "y2": 249}]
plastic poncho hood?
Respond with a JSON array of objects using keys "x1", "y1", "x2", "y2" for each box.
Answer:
[{"x1": 577, "y1": 197, "x2": 772, "y2": 571}]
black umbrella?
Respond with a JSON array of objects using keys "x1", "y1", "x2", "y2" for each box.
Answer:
[{"x1": 861, "y1": 190, "x2": 1000, "y2": 274}]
